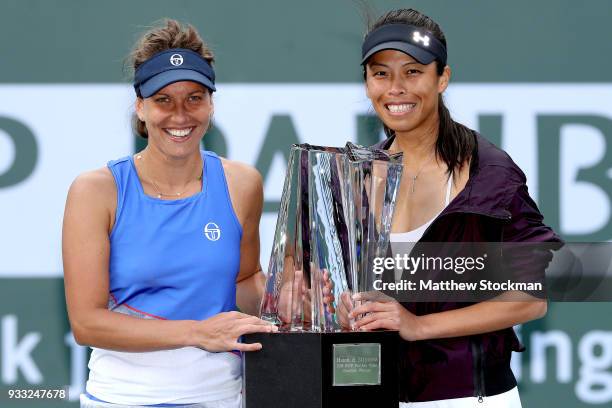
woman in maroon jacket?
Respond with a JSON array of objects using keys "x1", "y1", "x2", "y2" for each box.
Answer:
[{"x1": 338, "y1": 8, "x2": 561, "y2": 407}]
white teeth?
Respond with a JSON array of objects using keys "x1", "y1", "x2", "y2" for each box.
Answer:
[
  {"x1": 166, "y1": 128, "x2": 192, "y2": 137},
  {"x1": 387, "y1": 104, "x2": 416, "y2": 113}
]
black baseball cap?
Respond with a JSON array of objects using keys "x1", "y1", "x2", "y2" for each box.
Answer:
[{"x1": 361, "y1": 24, "x2": 447, "y2": 66}]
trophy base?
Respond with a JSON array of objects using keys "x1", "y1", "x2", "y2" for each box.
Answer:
[{"x1": 243, "y1": 330, "x2": 399, "y2": 408}]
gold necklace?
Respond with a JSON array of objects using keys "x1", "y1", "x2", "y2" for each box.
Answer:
[
  {"x1": 136, "y1": 154, "x2": 203, "y2": 199},
  {"x1": 409, "y1": 151, "x2": 436, "y2": 193}
]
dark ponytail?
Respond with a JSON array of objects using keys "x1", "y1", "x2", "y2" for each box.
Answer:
[{"x1": 365, "y1": 9, "x2": 476, "y2": 174}]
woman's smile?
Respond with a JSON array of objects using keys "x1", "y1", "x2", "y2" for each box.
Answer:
[
  {"x1": 136, "y1": 81, "x2": 213, "y2": 157},
  {"x1": 385, "y1": 102, "x2": 418, "y2": 115},
  {"x1": 365, "y1": 49, "x2": 448, "y2": 138},
  {"x1": 164, "y1": 127, "x2": 196, "y2": 142}
]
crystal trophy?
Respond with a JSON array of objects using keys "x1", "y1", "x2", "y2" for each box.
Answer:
[
  {"x1": 260, "y1": 142, "x2": 403, "y2": 331},
  {"x1": 244, "y1": 142, "x2": 403, "y2": 408}
]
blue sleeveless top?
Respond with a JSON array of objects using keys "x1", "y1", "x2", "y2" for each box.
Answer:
[{"x1": 107, "y1": 150, "x2": 242, "y2": 321}]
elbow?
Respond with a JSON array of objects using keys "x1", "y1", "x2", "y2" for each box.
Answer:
[
  {"x1": 71, "y1": 325, "x2": 89, "y2": 346},
  {"x1": 69, "y1": 319, "x2": 94, "y2": 346},
  {"x1": 528, "y1": 300, "x2": 547, "y2": 321},
  {"x1": 73, "y1": 335, "x2": 88, "y2": 347},
  {"x1": 67, "y1": 306, "x2": 109, "y2": 347}
]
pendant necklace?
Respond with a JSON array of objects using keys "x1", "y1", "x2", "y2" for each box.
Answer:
[
  {"x1": 136, "y1": 154, "x2": 203, "y2": 199},
  {"x1": 409, "y1": 151, "x2": 436, "y2": 193}
]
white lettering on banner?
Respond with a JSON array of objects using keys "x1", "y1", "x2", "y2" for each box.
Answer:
[
  {"x1": 1, "y1": 315, "x2": 42, "y2": 383},
  {"x1": 561, "y1": 124, "x2": 609, "y2": 233},
  {"x1": 0, "y1": 315, "x2": 606, "y2": 404},
  {"x1": 530, "y1": 330, "x2": 573, "y2": 383},
  {"x1": 0, "y1": 316, "x2": 85, "y2": 400},
  {"x1": 510, "y1": 329, "x2": 612, "y2": 404},
  {"x1": 1, "y1": 84, "x2": 612, "y2": 276},
  {"x1": 576, "y1": 331, "x2": 612, "y2": 404}
]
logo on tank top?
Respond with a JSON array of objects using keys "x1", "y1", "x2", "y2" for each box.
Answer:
[{"x1": 204, "y1": 222, "x2": 221, "y2": 241}]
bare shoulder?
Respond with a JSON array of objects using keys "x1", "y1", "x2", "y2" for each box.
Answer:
[
  {"x1": 220, "y1": 158, "x2": 263, "y2": 196},
  {"x1": 69, "y1": 167, "x2": 115, "y2": 201},
  {"x1": 66, "y1": 167, "x2": 116, "y2": 227},
  {"x1": 219, "y1": 158, "x2": 263, "y2": 224}
]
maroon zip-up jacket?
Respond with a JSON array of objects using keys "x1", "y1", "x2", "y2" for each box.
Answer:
[{"x1": 374, "y1": 132, "x2": 562, "y2": 402}]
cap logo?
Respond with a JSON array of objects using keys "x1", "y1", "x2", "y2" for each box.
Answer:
[
  {"x1": 169, "y1": 53, "x2": 184, "y2": 66},
  {"x1": 412, "y1": 31, "x2": 430, "y2": 47}
]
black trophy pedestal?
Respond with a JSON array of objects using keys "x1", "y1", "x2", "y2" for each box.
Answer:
[{"x1": 243, "y1": 330, "x2": 399, "y2": 408}]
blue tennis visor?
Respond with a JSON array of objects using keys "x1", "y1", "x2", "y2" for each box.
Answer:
[
  {"x1": 361, "y1": 24, "x2": 447, "y2": 66},
  {"x1": 133, "y1": 48, "x2": 216, "y2": 98}
]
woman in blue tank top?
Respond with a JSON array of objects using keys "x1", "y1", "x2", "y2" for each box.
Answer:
[{"x1": 63, "y1": 20, "x2": 277, "y2": 408}]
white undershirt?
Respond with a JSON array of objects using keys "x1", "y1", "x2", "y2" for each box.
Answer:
[
  {"x1": 391, "y1": 174, "x2": 453, "y2": 243},
  {"x1": 389, "y1": 175, "x2": 453, "y2": 282}
]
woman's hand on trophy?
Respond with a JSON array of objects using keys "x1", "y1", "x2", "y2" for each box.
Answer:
[
  {"x1": 349, "y1": 295, "x2": 424, "y2": 341},
  {"x1": 275, "y1": 268, "x2": 336, "y2": 326},
  {"x1": 194, "y1": 311, "x2": 278, "y2": 352},
  {"x1": 336, "y1": 291, "x2": 355, "y2": 330},
  {"x1": 276, "y1": 268, "x2": 306, "y2": 324},
  {"x1": 303, "y1": 269, "x2": 335, "y2": 323},
  {"x1": 322, "y1": 269, "x2": 336, "y2": 314}
]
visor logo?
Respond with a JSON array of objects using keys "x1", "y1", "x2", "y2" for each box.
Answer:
[
  {"x1": 204, "y1": 222, "x2": 221, "y2": 241},
  {"x1": 170, "y1": 54, "x2": 184, "y2": 66},
  {"x1": 412, "y1": 31, "x2": 430, "y2": 47}
]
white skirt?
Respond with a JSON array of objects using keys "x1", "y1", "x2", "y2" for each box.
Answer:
[
  {"x1": 86, "y1": 346, "x2": 241, "y2": 405},
  {"x1": 399, "y1": 387, "x2": 521, "y2": 408}
]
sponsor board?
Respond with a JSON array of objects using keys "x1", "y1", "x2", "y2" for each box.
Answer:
[
  {"x1": 0, "y1": 284, "x2": 609, "y2": 406},
  {"x1": 1, "y1": 84, "x2": 612, "y2": 276}
]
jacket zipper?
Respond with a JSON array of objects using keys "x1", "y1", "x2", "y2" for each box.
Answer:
[
  {"x1": 471, "y1": 337, "x2": 486, "y2": 403},
  {"x1": 420, "y1": 208, "x2": 506, "y2": 402}
]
